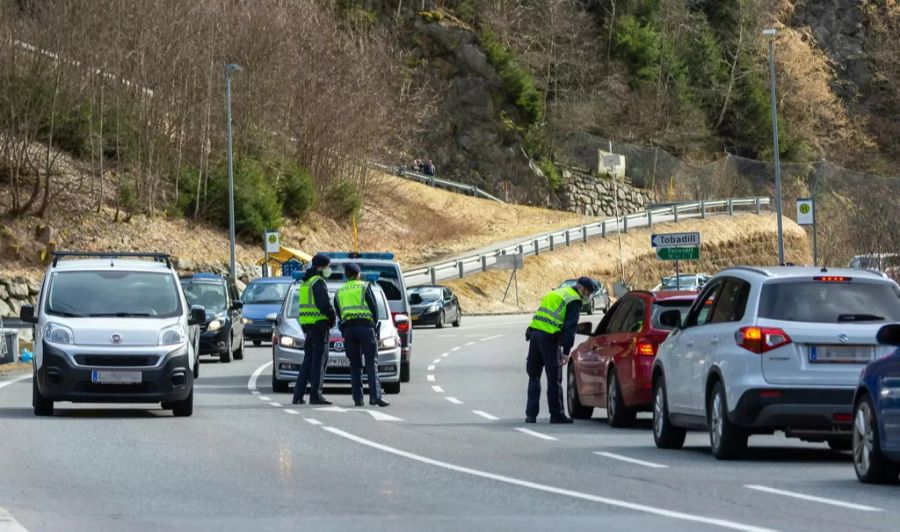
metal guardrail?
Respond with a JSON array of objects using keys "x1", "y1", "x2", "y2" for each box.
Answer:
[
  {"x1": 402, "y1": 197, "x2": 771, "y2": 287},
  {"x1": 372, "y1": 162, "x2": 505, "y2": 203}
]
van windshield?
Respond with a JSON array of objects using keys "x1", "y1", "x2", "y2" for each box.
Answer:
[{"x1": 47, "y1": 271, "x2": 182, "y2": 318}]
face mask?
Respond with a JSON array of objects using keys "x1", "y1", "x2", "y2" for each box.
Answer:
[{"x1": 322, "y1": 267, "x2": 333, "y2": 278}]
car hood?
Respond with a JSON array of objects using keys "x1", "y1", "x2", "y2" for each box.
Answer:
[
  {"x1": 411, "y1": 300, "x2": 441, "y2": 310},
  {"x1": 242, "y1": 303, "x2": 282, "y2": 320},
  {"x1": 49, "y1": 316, "x2": 181, "y2": 347}
]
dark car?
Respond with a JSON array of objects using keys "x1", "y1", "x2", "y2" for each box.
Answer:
[
  {"x1": 180, "y1": 274, "x2": 245, "y2": 363},
  {"x1": 567, "y1": 291, "x2": 696, "y2": 426},
  {"x1": 408, "y1": 285, "x2": 461, "y2": 328},
  {"x1": 558, "y1": 279, "x2": 609, "y2": 315},
  {"x1": 241, "y1": 276, "x2": 294, "y2": 346},
  {"x1": 852, "y1": 323, "x2": 900, "y2": 484}
]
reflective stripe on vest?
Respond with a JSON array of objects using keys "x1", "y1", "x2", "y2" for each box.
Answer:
[
  {"x1": 529, "y1": 286, "x2": 580, "y2": 334},
  {"x1": 298, "y1": 275, "x2": 328, "y2": 325},
  {"x1": 337, "y1": 280, "x2": 374, "y2": 322}
]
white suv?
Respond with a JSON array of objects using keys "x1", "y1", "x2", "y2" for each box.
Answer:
[
  {"x1": 20, "y1": 252, "x2": 206, "y2": 417},
  {"x1": 651, "y1": 266, "x2": 900, "y2": 459}
]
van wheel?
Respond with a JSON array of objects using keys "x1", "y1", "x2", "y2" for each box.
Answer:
[
  {"x1": 708, "y1": 381, "x2": 748, "y2": 459},
  {"x1": 607, "y1": 369, "x2": 636, "y2": 428},
  {"x1": 171, "y1": 389, "x2": 194, "y2": 417},
  {"x1": 652, "y1": 376, "x2": 685, "y2": 449},
  {"x1": 383, "y1": 381, "x2": 401, "y2": 394},
  {"x1": 401, "y1": 362, "x2": 410, "y2": 383},
  {"x1": 33, "y1": 378, "x2": 54, "y2": 417},
  {"x1": 233, "y1": 336, "x2": 244, "y2": 360},
  {"x1": 193, "y1": 360, "x2": 199, "y2": 379},
  {"x1": 566, "y1": 361, "x2": 593, "y2": 419},
  {"x1": 272, "y1": 373, "x2": 290, "y2": 394}
]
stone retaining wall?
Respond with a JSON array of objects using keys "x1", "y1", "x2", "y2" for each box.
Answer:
[{"x1": 557, "y1": 169, "x2": 654, "y2": 217}]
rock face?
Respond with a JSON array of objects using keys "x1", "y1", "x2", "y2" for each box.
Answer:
[{"x1": 557, "y1": 169, "x2": 653, "y2": 217}]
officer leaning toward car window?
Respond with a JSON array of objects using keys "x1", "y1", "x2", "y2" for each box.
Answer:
[
  {"x1": 292, "y1": 253, "x2": 337, "y2": 406},
  {"x1": 525, "y1": 276, "x2": 600, "y2": 424},
  {"x1": 334, "y1": 263, "x2": 390, "y2": 408}
]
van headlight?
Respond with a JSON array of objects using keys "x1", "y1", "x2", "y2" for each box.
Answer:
[
  {"x1": 207, "y1": 319, "x2": 223, "y2": 332},
  {"x1": 159, "y1": 325, "x2": 187, "y2": 346},
  {"x1": 280, "y1": 335, "x2": 304, "y2": 348},
  {"x1": 45, "y1": 322, "x2": 74, "y2": 345},
  {"x1": 378, "y1": 336, "x2": 398, "y2": 349}
]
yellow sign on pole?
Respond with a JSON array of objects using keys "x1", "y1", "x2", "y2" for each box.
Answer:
[{"x1": 352, "y1": 215, "x2": 359, "y2": 253}]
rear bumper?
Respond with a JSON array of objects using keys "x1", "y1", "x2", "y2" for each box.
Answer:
[
  {"x1": 38, "y1": 344, "x2": 193, "y2": 403},
  {"x1": 730, "y1": 388, "x2": 855, "y2": 435},
  {"x1": 273, "y1": 345, "x2": 401, "y2": 384}
]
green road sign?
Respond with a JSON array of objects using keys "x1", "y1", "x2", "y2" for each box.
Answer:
[{"x1": 656, "y1": 246, "x2": 700, "y2": 261}]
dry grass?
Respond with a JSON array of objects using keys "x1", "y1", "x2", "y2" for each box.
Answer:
[
  {"x1": 0, "y1": 362, "x2": 31, "y2": 377},
  {"x1": 447, "y1": 214, "x2": 811, "y2": 314}
]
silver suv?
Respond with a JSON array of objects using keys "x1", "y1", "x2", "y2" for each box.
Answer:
[
  {"x1": 20, "y1": 252, "x2": 206, "y2": 417},
  {"x1": 651, "y1": 266, "x2": 900, "y2": 459}
]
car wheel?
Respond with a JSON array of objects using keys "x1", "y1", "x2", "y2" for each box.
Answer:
[
  {"x1": 436, "y1": 310, "x2": 445, "y2": 329},
  {"x1": 401, "y1": 361, "x2": 410, "y2": 383},
  {"x1": 33, "y1": 377, "x2": 54, "y2": 417},
  {"x1": 272, "y1": 372, "x2": 291, "y2": 394},
  {"x1": 607, "y1": 368, "x2": 636, "y2": 428},
  {"x1": 383, "y1": 381, "x2": 401, "y2": 394},
  {"x1": 708, "y1": 381, "x2": 748, "y2": 460},
  {"x1": 171, "y1": 388, "x2": 194, "y2": 417},
  {"x1": 566, "y1": 361, "x2": 593, "y2": 419},
  {"x1": 853, "y1": 395, "x2": 900, "y2": 484},
  {"x1": 233, "y1": 335, "x2": 244, "y2": 360},
  {"x1": 452, "y1": 307, "x2": 461, "y2": 327},
  {"x1": 220, "y1": 338, "x2": 232, "y2": 363},
  {"x1": 827, "y1": 438, "x2": 852, "y2": 452},
  {"x1": 253, "y1": 340, "x2": 261, "y2": 347},
  {"x1": 193, "y1": 360, "x2": 199, "y2": 379},
  {"x1": 652, "y1": 376, "x2": 685, "y2": 449}
]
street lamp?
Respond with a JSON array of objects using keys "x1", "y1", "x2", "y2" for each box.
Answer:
[
  {"x1": 224, "y1": 63, "x2": 242, "y2": 280},
  {"x1": 763, "y1": 28, "x2": 785, "y2": 265}
]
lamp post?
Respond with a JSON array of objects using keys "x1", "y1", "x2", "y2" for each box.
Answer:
[
  {"x1": 224, "y1": 63, "x2": 242, "y2": 279},
  {"x1": 763, "y1": 29, "x2": 785, "y2": 265}
]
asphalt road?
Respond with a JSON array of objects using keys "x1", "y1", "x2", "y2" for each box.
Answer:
[{"x1": 0, "y1": 314, "x2": 898, "y2": 531}]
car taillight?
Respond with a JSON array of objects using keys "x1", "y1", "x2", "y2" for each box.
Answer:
[
  {"x1": 393, "y1": 313, "x2": 410, "y2": 333},
  {"x1": 636, "y1": 341, "x2": 657, "y2": 356},
  {"x1": 736, "y1": 326, "x2": 791, "y2": 354},
  {"x1": 814, "y1": 276, "x2": 851, "y2": 282}
]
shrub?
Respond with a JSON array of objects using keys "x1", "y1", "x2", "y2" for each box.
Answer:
[
  {"x1": 479, "y1": 30, "x2": 544, "y2": 126},
  {"x1": 417, "y1": 10, "x2": 444, "y2": 23},
  {"x1": 323, "y1": 180, "x2": 361, "y2": 221},
  {"x1": 278, "y1": 163, "x2": 317, "y2": 220},
  {"x1": 537, "y1": 158, "x2": 562, "y2": 191},
  {"x1": 203, "y1": 158, "x2": 283, "y2": 239}
]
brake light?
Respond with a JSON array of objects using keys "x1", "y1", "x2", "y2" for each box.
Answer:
[
  {"x1": 736, "y1": 326, "x2": 792, "y2": 354},
  {"x1": 814, "y1": 276, "x2": 851, "y2": 283},
  {"x1": 636, "y1": 342, "x2": 657, "y2": 356},
  {"x1": 832, "y1": 413, "x2": 852, "y2": 423},
  {"x1": 393, "y1": 313, "x2": 410, "y2": 333}
]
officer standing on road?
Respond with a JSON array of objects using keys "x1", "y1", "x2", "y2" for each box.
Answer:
[
  {"x1": 292, "y1": 254, "x2": 337, "y2": 406},
  {"x1": 334, "y1": 264, "x2": 390, "y2": 408},
  {"x1": 525, "y1": 276, "x2": 600, "y2": 424}
]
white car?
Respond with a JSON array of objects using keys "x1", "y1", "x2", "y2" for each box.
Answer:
[
  {"x1": 651, "y1": 266, "x2": 900, "y2": 459},
  {"x1": 20, "y1": 252, "x2": 206, "y2": 417}
]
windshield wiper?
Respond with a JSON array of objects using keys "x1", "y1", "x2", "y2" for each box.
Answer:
[
  {"x1": 837, "y1": 314, "x2": 885, "y2": 322},
  {"x1": 48, "y1": 310, "x2": 85, "y2": 317},
  {"x1": 89, "y1": 312, "x2": 154, "y2": 317}
]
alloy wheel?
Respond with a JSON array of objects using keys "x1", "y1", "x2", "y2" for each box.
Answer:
[
  {"x1": 711, "y1": 393, "x2": 724, "y2": 451},
  {"x1": 853, "y1": 402, "x2": 873, "y2": 476}
]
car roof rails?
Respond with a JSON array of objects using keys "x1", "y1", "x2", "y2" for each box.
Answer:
[
  {"x1": 52, "y1": 251, "x2": 172, "y2": 269},
  {"x1": 320, "y1": 251, "x2": 395, "y2": 261},
  {"x1": 179, "y1": 272, "x2": 223, "y2": 281}
]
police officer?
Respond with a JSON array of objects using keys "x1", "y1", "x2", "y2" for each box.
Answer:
[
  {"x1": 525, "y1": 276, "x2": 600, "y2": 424},
  {"x1": 292, "y1": 254, "x2": 337, "y2": 406},
  {"x1": 334, "y1": 264, "x2": 390, "y2": 408}
]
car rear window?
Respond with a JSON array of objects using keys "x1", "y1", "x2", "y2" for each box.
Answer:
[
  {"x1": 759, "y1": 280, "x2": 900, "y2": 323},
  {"x1": 651, "y1": 300, "x2": 693, "y2": 330},
  {"x1": 242, "y1": 281, "x2": 291, "y2": 304},
  {"x1": 328, "y1": 263, "x2": 403, "y2": 301},
  {"x1": 285, "y1": 287, "x2": 389, "y2": 320},
  {"x1": 181, "y1": 281, "x2": 227, "y2": 313}
]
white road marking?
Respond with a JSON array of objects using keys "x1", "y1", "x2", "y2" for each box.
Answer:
[
  {"x1": 441, "y1": 353, "x2": 450, "y2": 358},
  {"x1": 427, "y1": 374, "x2": 436, "y2": 382},
  {"x1": 431, "y1": 385, "x2": 445, "y2": 393},
  {"x1": 445, "y1": 396, "x2": 463, "y2": 405},
  {"x1": 258, "y1": 396, "x2": 271, "y2": 402},
  {"x1": 515, "y1": 428, "x2": 558, "y2": 441},
  {"x1": 322, "y1": 427, "x2": 774, "y2": 532},
  {"x1": 744, "y1": 485, "x2": 882, "y2": 512},
  {"x1": 315, "y1": 406, "x2": 350, "y2": 413},
  {"x1": 432, "y1": 358, "x2": 442, "y2": 364},
  {"x1": 248, "y1": 361, "x2": 272, "y2": 391},
  {"x1": 362, "y1": 410, "x2": 403, "y2": 422},
  {"x1": 268, "y1": 402, "x2": 282, "y2": 408},
  {"x1": 0, "y1": 373, "x2": 31, "y2": 391},
  {"x1": 451, "y1": 346, "x2": 461, "y2": 352},
  {"x1": 480, "y1": 334, "x2": 504, "y2": 342},
  {"x1": 0, "y1": 506, "x2": 28, "y2": 532},
  {"x1": 465, "y1": 341, "x2": 476, "y2": 346},
  {"x1": 427, "y1": 364, "x2": 436, "y2": 371},
  {"x1": 472, "y1": 410, "x2": 499, "y2": 421},
  {"x1": 284, "y1": 409, "x2": 300, "y2": 415},
  {"x1": 304, "y1": 418, "x2": 323, "y2": 426},
  {"x1": 251, "y1": 391, "x2": 261, "y2": 396},
  {"x1": 594, "y1": 452, "x2": 669, "y2": 469}
]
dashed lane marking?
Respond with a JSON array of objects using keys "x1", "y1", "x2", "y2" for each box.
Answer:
[
  {"x1": 284, "y1": 409, "x2": 300, "y2": 415},
  {"x1": 441, "y1": 353, "x2": 450, "y2": 358},
  {"x1": 258, "y1": 396, "x2": 271, "y2": 402},
  {"x1": 515, "y1": 428, "x2": 558, "y2": 441},
  {"x1": 304, "y1": 418, "x2": 323, "y2": 426},
  {"x1": 594, "y1": 452, "x2": 669, "y2": 469},
  {"x1": 445, "y1": 397, "x2": 463, "y2": 405},
  {"x1": 451, "y1": 346, "x2": 461, "y2": 352},
  {"x1": 465, "y1": 341, "x2": 476, "y2": 346},
  {"x1": 431, "y1": 385, "x2": 445, "y2": 393},
  {"x1": 480, "y1": 334, "x2": 504, "y2": 342},
  {"x1": 427, "y1": 364, "x2": 436, "y2": 371},
  {"x1": 427, "y1": 375, "x2": 436, "y2": 382},
  {"x1": 471, "y1": 410, "x2": 499, "y2": 421},
  {"x1": 268, "y1": 402, "x2": 282, "y2": 408},
  {"x1": 744, "y1": 485, "x2": 882, "y2": 512}
]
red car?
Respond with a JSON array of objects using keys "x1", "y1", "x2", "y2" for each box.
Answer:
[{"x1": 567, "y1": 291, "x2": 697, "y2": 427}]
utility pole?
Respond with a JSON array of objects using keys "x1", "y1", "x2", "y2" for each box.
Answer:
[
  {"x1": 763, "y1": 29, "x2": 785, "y2": 265},
  {"x1": 224, "y1": 63, "x2": 242, "y2": 279}
]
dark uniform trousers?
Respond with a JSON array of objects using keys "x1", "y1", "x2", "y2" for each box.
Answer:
[
  {"x1": 526, "y1": 329, "x2": 564, "y2": 418},
  {"x1": 292, "y1": 323, "x2": 330, "y2": 402},
  {"x1": 344, "y1": 324, "x2": 382, "y2": 403}
]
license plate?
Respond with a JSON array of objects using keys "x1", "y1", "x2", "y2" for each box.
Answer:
[
  {"x1": 809, "y1": 345, "x2": 873, "y2": 364},
  {"x1": 328, "y1": 357, "x2": 351, "y2": 367},
  {"x1": 91, "y1": 370, "x2": 142, "y2": 384}
]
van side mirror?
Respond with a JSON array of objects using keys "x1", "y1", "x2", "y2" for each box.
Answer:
[
  {"x1": 231, "y1": 300, "x2": 244, "y2": 311},
  {"x1": 576, "y1": 322, "x2": 593, "y2": 336},
  {"x1": 659, "y1": 309, "x2": 682, "y2": 329},
  {"x1": 20, "y1": 304, "x2": 37, "y2": 324},
  {"x1": 877, "y1": 324, "x2": 900, "y2": 345},
  {"x1": 188, "y1": 305, "x2": 207, "y2": 326}
]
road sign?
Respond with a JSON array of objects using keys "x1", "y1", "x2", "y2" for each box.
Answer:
[
  {"x1": 656, "y1": 247, "x2": 700, "y2": 261},
  {"x1": 598, "y1": 150, "x2": 626, "y2": 181},
  {"x1": 651, "y1": 232, "x2": 701, "y2": 248},
  {"x1": 796, "y1": 198, "x2": 814, "y2": 226},
  {"x1": 264, "y1": 231, "x2": 280, "y2": 253},
  {"x1": 281, "y1": 257, "x2": 304, "y2": 277},
  {"x1": 493, "y1": 253, "x2": 524, "y2": 270}
]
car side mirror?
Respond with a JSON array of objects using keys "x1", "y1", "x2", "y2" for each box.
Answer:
[
  {"x1": 408, "y1": 294, "x2": 423, "y2": 305},
  {"x1": 20, "y1": 304, "x2": 37, "y2": 324},
  {"x1": 231, "y1": 300, "x2": 243, "y2": 311},
  {"x1": 576, "y1": 322, "x2": 593, "y2": 336},
  {"x1": 877, "y1": 324, "x2": 900, "y2": 345},
  {"x1": 659, "y1": 309, "x2": 682, "y2": 329},
  {"x1": 265, "y1": 312, "x2": 279, "y2": 323},
  {"x1": 188, "y1": 305, "x2": 207, "y2": 326}
]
